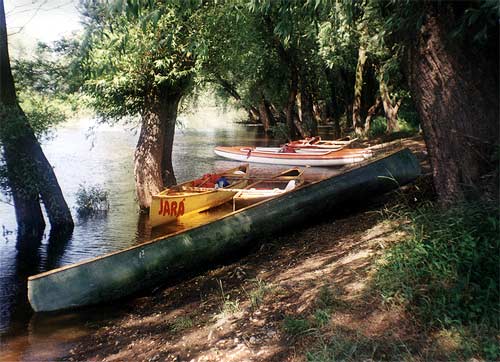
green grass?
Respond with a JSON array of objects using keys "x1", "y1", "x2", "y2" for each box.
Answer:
[
  {"x1": 170, "y1": 316, "x2": 194, "y2": 332},
  {"x1": 246, "y1": 278, "x2": 273, "y2": 309},
  {"x1": 282, "y1": 316, "x2": 313, "y2": 337},
  {"x1": 368, "y1": 116, "x2": 419, "y2": 139},
  {"x1": 217, "y1": 279, "x2": 241, "y2": 316},
  {"x1": 375, "y1": 200, "x2": 499, "y2": 359}
]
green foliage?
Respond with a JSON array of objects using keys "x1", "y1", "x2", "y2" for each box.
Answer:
[
  {"x1": 13, "y1": 39, "x2": 84, "y2": 97},
  {"x1": 376, "y1": 201, "x2": 499, "y2": 328},
  {"x1": 9, "y1": 39, "x2": 85, "y2": 138},
  {"x1": 269, "y1": 122, "x2": 291, "y2": 141},
  {"x1": 368, "y1": 116, "x2": 387, "y2": 138},
  {"x1": 75, "y1": 184, "x2": 110, "y2": 217},
  {"x1": 170, "y1": 316, "x2": 194, "y2": 332},
  {"x1": 16, "y1": 91, "x2": 67, "y2": 139},
  {"x1": 247, "y1": 278, "x2": 272, "y2": 309},
  {"x1": 282, "y1": 316, "x2": 312, "y2": 337},
  {"x1": 81, "y1": 0, "x2": 203, "y2": 122}
]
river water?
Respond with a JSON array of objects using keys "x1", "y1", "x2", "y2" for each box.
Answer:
[{"x1": 0, "y1": 106, "x2": 337, "y2": 360}]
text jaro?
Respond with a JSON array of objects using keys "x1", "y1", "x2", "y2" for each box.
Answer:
[{"x1": 158, "y1": 199, "x2": 185, "y2": 217}]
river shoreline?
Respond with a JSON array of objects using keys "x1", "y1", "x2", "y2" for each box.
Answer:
[{"x1": 61, "y1": 138, "x2": 433, "y2": 362}]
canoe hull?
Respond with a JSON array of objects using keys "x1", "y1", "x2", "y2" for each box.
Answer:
[
  {"x1": 150, "y1": 165, "x2": 249, "y2": 227},
  {"x1": 28, "y1": 149, "x2": 420, "y2": 312},
  {"x1": 149, "y1": 179, "x2": 247, "y2": 227},
  {"x1": 214, "y1": 147, "x2": 369, "y2": 166}
]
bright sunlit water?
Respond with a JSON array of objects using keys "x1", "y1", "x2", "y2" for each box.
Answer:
[{"x1": 0, "y1": 106, "x2": 338, "y2": 360}]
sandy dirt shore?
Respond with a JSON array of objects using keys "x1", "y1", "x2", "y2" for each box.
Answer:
[{"x1": 66, "y1": 138, "x2": 438, "y2": 362}]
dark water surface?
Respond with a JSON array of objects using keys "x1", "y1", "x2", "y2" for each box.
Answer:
[{"x1": 0, "y1": 108, "x2": 338, "y2": 360}]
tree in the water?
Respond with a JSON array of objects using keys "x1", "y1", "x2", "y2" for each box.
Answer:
[
  {"x1": 0, "y1": 0, "x2": 73, "y2": 243},
  {"x1": 81, "y1": 0, "x2": 203, "y2": 209}
]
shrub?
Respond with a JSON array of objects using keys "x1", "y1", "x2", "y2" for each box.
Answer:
[{"x1": 75, "y1": 184, "x2": 110, "y2": 217}]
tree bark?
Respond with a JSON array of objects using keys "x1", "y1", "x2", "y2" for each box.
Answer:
[
  {"x1": 364, "y1": 96, "x2": 382, "y2": 135},
  {"x1": 352, "y1": 46, "x2": 367, "y2": 135},
  {"x1": 134, "y1": 89, "x2": 181, "y2": 210},
  {"x1": 258, "y1": 97, "x2": 275, "y2": 133},
  {"x1": 2, "y1": 139, "x2": 46, "y2": 242},
  {"x1": 408, "y1": 7, "x2": 499, "y2": 204},
  {"x1": 1, "y1": 0, "x2": 73, "y2": 240},
  {"x1": 285, "y1": 67, "x2": 299, "y2": 140},
  {"x1": 297, "y1": 89, "x2": 317, "y2": 137},
  {"x1": 379, "y1": 78, "x2": 401, "y2": 133}
]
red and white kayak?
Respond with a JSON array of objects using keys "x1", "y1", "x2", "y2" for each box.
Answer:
[{"x1": 214, "y1": 146, "x2": 372, "y2": 167}]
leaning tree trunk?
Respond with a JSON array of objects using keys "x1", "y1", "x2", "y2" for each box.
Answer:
[
  {"x1": 1, "y1": 0, "x2": 72, "y2": 241},
  {"x1": 379, "y1": 78, "x2": 401, "y2": 133},
  {"x1": 409, "y1": 8, "x2": 499, "y2": 205},
  {"x1": 258, "y1": 97, "x2": 275, "y2": 134},
  {"x1": 352, "y1": 46, "x2": 367, "y2": 135},
  {"x1": 134, "y1": 89, "x2": 181, "y2": 210},
  {"x1": 364, "y1": 96, "x2": 381, "y2": 135}
]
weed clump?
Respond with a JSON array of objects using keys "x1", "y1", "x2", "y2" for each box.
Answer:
[{"x1": 75, "y1": 184, "x2": 110, "y2": 217}]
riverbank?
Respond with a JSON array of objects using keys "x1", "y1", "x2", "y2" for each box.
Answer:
[{"x1": 63, "y1": 137, "x2": 459, "y2": 362}]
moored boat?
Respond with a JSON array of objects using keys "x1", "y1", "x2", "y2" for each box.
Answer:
[
  {"x1": 287, "y1": 136, "x2": 358, "y2": 149},
  {"x1": 214, "y1": 146, "x2": 372, "y2": 166},
  {"x1": 28, "y1": 148, "x2": 420, "y2": 312},
  {"x1": 233, "y1": 168, "x2": 305, "y2": 210},
  {"x1": 150, "y1": 164, "x2": 249, "y2": 227}
]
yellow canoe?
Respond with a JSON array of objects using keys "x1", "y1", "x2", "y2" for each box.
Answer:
[{"x1": 150, "y1": 164, "x2": 249, "y2": 227}]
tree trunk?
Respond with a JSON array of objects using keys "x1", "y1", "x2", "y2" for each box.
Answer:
[
  {"x1": 134, "y1": 89, "x2": 181, "y2": 210},
  {"x1": 0, "y1": 0, "x2": 72, "y2": 241},
  {"x1": 352, "y1": 46, "x2": 367, "y2": 135},
  {"x1": 2, "y1": 140, "x2": 46, "y2": 242},
  {"x1": 379, "y1": 78, "x2": 401, "y2": 133},
  {"x1": 258, "y1": 97, "x2": 275, "y2": 133},
  {"x1": 408, "y1": 8, "x2": 499, "y2": 204},
  {"x1": 26, "y1": 125, "x2": 74, "y2": 235},
  {"x1": 285, "y1": 68, "x2": 299, "y2": 140},
  {"x1": 297, "y1": 89, "x2": 317, "y2": 137},
  {"x1": 364, "y1": 96, "x2": 382, "y2": 135}
]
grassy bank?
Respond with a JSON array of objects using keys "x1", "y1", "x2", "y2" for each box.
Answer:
[
  {"x1": 376, "y1": 201, "x2": 499, "y2": 360},
  {"x1": 294, "y1": 200, "x2": 499, "y2": 361}
]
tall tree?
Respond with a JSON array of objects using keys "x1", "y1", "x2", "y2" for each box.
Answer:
[
  {"x1": 379, "y1": 0, "x2": 499, "y2": 204},
  {"x1": 0, "y1": 0, "x2": 73, "y2": 241},
  {"x1": 81, "y1": 0, "x2": 201, "y2": 209}
]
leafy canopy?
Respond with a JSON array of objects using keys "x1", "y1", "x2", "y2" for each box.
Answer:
[{"x1": 81, "y1": 0, "x2": 205, "y2": 121}]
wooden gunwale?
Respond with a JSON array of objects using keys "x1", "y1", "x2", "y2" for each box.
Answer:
[{"x1": 230, "y1": 147, "x2": 371, "y2": 159}]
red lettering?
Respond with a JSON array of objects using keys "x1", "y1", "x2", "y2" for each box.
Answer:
[
  {"x1": 171, "y1": 201, "x2": 178, "y2": 216},
  {"x1": 163, "y1": 201, "x2": 170, "y2": 216},
  {"x1": 178, "y1": 199, "x2": 185, "y2": 216},
  {"x1": 158, "y1": 199, "x2": 163, "y2": 215}
]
